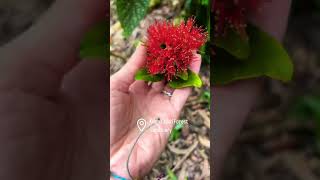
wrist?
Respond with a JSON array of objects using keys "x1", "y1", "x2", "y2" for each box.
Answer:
[
  {"x1": 110, "y1": 155, "x2": 131, "y2": 180},
  {"x1": 110, "y1": 171, "x2": 129, "y2": 180}
]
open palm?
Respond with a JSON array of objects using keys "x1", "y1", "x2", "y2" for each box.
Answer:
[{"x1": 110, "y1": 46, "x2": 201, "y2": 178}]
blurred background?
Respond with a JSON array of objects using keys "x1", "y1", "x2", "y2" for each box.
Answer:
[
  {"x1": 110, "y1": 0, "x2": 210, "y2": 179},
  {"x1": 221, "y1": 0, "x2": 320, "y2": 179},
  {"x1": 0, "y1": 0, "x2": 52, "y2": 45},
  {"x1": 4, "y1": 0, "x2": 320, "y2": 179}
]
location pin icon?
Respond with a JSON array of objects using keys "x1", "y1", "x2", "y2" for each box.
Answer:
[{"x1": 137, "y1": 118, "x2": 147, "y2": 132}]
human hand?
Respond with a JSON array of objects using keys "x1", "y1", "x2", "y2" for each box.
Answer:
[
  {"x1": 110, "y1": 46, "x2": 201, "y2": 179},
  {"x1": 0, "y1": 0, "x2": 106, "y2": 180},
  {"x1": 212, "y1": 0, "x2": 292, "y2": 179}
]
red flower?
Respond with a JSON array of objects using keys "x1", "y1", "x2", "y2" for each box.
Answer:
[
  {"x1": 213, "y1": 0, "x2": 266, "y2": 36},
  {"x1": 145, "y1": 18, "x2": 207, "y2": 81}
]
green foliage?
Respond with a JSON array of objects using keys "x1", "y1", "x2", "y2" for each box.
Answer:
[
  {"x1": 169, "y1": 123, "x2": 184, "y2": 142},
  {"x1": 183, "y1": 0, "x2": 211, "y2": 64},
  {"x1": 183, "y1": 0, "x2": 210, "y2": 29},
  {"x1": 201, "y1": 90, "x2": 210, "y2": 101},
  {"x1": 293, "y1": 95, "x2": 320, "y2": 120},
  {"x1": 200, "y1": 40, "x2": 211, "y2": 64},
  {"x1": 149, "y1": 0, "x2": 161, "y2": 9},
  {"x1": 292, "y1": 95, "x2": 320, "y2": 149},
  {"x1": 176, "y1": 71, "x2": 189, "y2": 80},
  {"x1": 214, "y1": 29, "x2": 250, "y2": 60},
  {"x1": 168, "y1": 70, "x2": 202, "y2": 89},
  {"x1": 200, "y1": 90, "x2": 211, "y2": 109},
  {"x1": 135, "y1": 68, "x2": 202, "y2": 88},
  {"x1": 134, "y1": 68, "x2": 163, "y2": 82},
  {"x1": 166, "y1": 167, "x2": 178, "y2": 180},
  {"x1": 79, "y1": 22, "x2": 108, "y2": 59},
  {"x1": 200, "y1": 90, "x2": 210, "y2": 108},
  {"x1": 116, "y1": 0, "x2": 149, "y2": 37},
  {"x1": 212, "y1": 25, "x2": 293, "y2": 85}
]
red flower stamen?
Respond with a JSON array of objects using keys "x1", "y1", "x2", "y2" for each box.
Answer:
[
  {"x1": 145, "y1": 18, "x2": 207, "y2": 81},
  {"x1": 214, "y1": 0, "x2": 267, "y2": 36}
]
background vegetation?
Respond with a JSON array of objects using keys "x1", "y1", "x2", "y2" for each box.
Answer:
[{"x1": 222, "y1": 0, "x2": 320, "y2": 179}]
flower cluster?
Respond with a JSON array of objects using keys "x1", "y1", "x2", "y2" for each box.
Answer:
[
  {"x1": 145, "y1": 18, "x2": 207, "y2": 81},
  {"x1": 213, "y1": 0, "x2": 266, "y2": 36}
]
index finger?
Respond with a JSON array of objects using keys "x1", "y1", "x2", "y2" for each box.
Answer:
[{"x1": 170, "y1": 53, "x2": 202, "y2": 112}]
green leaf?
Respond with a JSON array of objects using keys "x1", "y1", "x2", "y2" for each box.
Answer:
[
  {"x1": 79, "y1": 22, "x2": 108, "y2": 59},
  {"x1": 212, "y1": 25, "x2": 293, "y2": 85},
  {"x1": 80, "y1": 45, "x2": 107, "y2": 59},
  {"x1": 292, "y1": 95, "x2": 320, "y2": 149},
  {"x1": 294, "y1": 96, "x2": 320, "y2": 120},
  {"x1": 200, "y1": 90, "x2": 211, "y2": 109},
  {"x1": 214, "y1": 29, "x2": 250, "y2": 59},
  {"x1": 302, "y1": 97, "x2": 320, "y2": 120},
  {"x1": 176, "y1": 71, "x2": 188, "y2": 80},
  {"x1": 169, "y1": 70, "x2": 202, "y2": 89},
  {"x1": 135, "y1": 68, "x2": 163, "y2": 82},
  {"x1": 201, "y1": 90, "x2": 210, "y2": 102},
  {"x1": 182, "y1": 0, "x2": 210, "y2": 66},
  {"x1": 149, "y1": 0, "x2": 161, "y2": 9},
  {"x1": 174, "y1": 123, "x2": 184, "y2": 130},
  {"x1": 167, "y1": 167, "x2": 178, "y2": 180},
  {"x1": 201, "y1": 0, "x2": 210, "y2": 6},
  {"x1": 169, "y1": 122, "x2": 184, "y2": 142},
  {"x1": 116, "y1": 0, "x2": 149, "y2": 37},
  {"x1": 169, "y1": 130, "x2": 180, "y2": 142}
]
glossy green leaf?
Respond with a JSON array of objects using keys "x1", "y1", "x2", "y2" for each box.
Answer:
[
  {"x1": 212, "y1": 25, "x2": 293, "y2": 85},
  {"x1": 135, "y1": 68, "x2": 163, "y2": 82},
  {"x1": 79, "y1": 22, "x2": 107, "y2": 59},
  {"x1": 169, "y1": 123, "x2": 184, "y2": 142},
  {"x1": 169, "y1": 70, "x2": 202, "y2": 89},
  {"x1": 176, "y1": 71, "x2": 188, "y2": 80},
  {"x1": 214, "y1": 29, "x2": 250, "y2": 59},
  {"x1": 116, "y1": 0, "x2": 149, "y2": 37}
]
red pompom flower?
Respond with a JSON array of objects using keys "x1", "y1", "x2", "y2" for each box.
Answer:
[
  {"x1": 145, "y1": 18, "x2": 207, "y2": 81},
  {"x1": 213, "y1": 0, "x2": 265, "y2": 36}
]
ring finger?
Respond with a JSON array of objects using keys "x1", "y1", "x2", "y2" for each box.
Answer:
[{"x1": 161, "y1": 85, "x2": 174, "y2": 98}]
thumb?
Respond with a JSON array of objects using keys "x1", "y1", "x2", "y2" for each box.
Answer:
[{"x1": 111, "y1": 45, "x2": 147, "y2": 92}]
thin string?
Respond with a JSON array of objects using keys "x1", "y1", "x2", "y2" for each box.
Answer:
[{"x1": 126, "y1": 119, "x2": 159, "y2": 179}]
